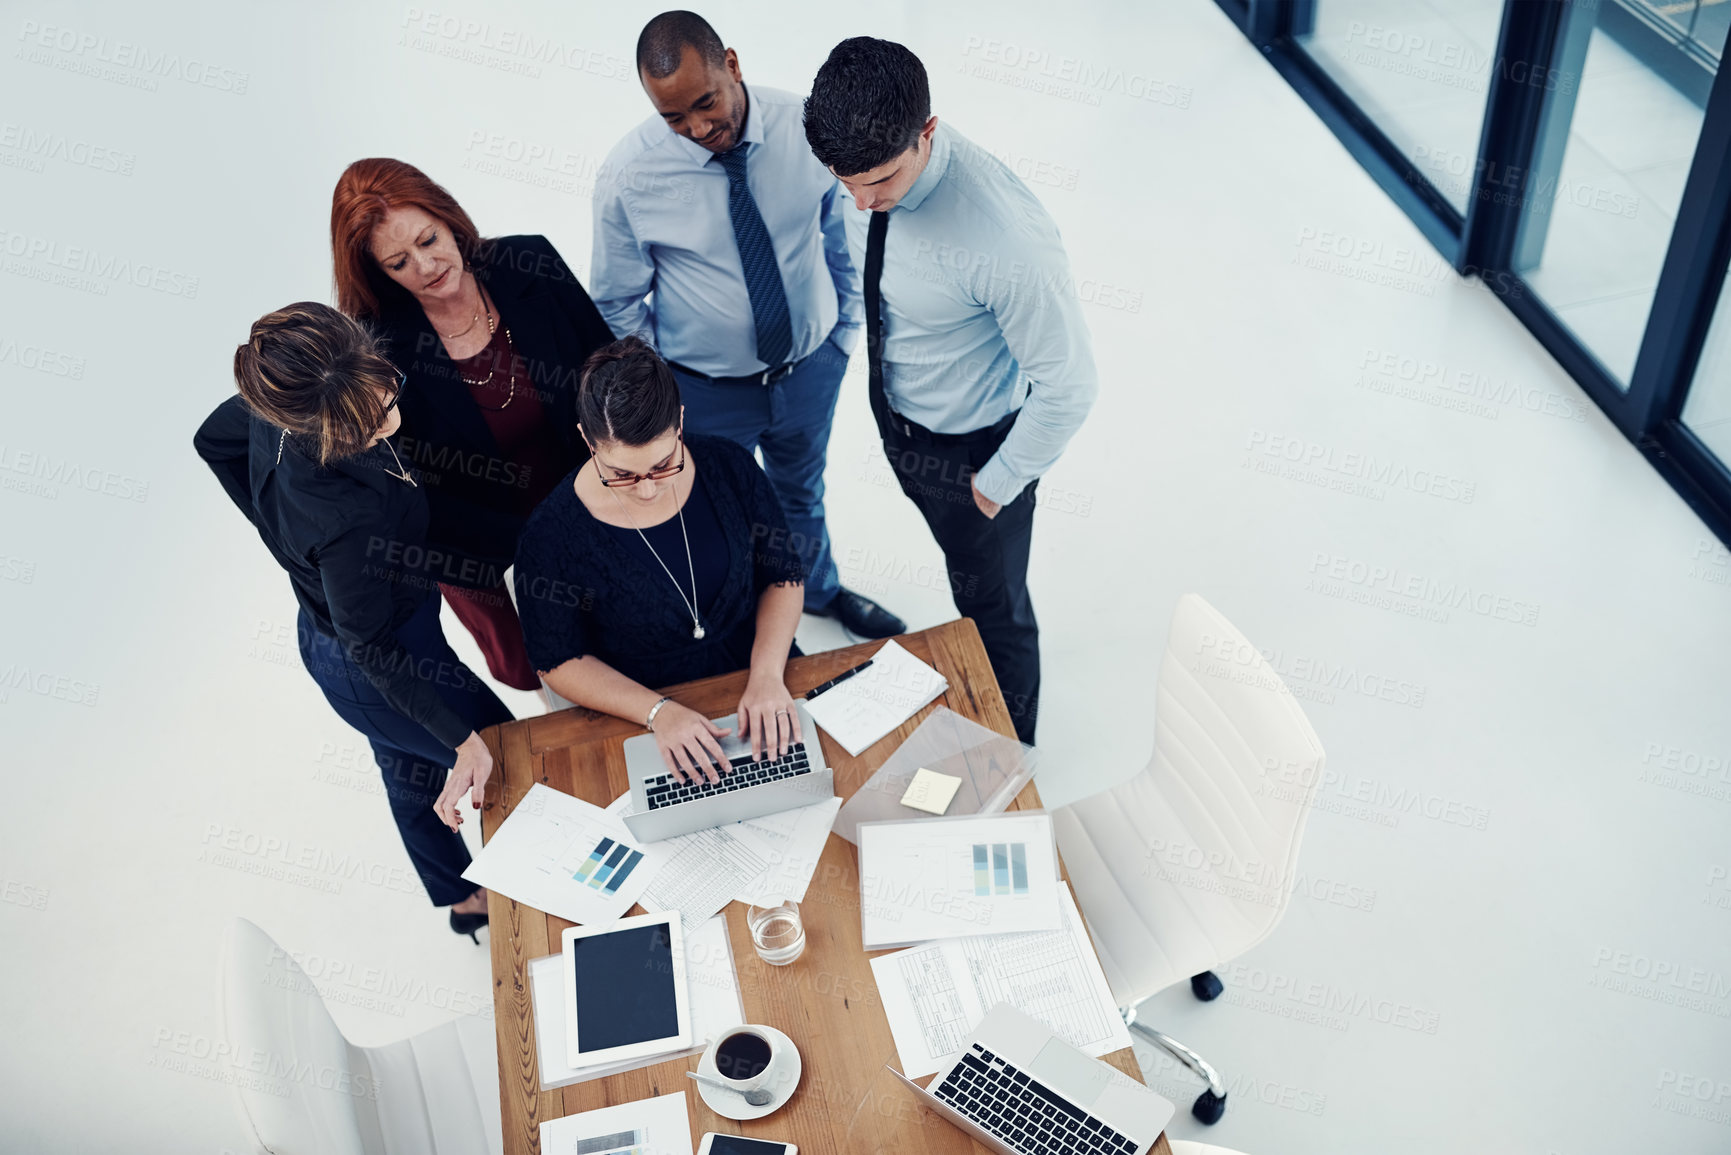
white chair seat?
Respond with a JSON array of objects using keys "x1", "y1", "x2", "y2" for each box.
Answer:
[
  {"x1": 220, "y1": 918, "x2": 502, "y2": 1155},
  {"x1": 1056, "y1": 594, "x2": 1325, "y2": 1010}
]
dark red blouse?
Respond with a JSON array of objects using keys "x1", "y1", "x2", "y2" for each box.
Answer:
[{"x1": 451, "y1": 324, "x2": 567, "y2": 516}]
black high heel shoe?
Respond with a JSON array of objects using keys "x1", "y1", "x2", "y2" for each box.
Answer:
[{"x1": 449, "y1": 909, "x2": 488, "y2": 943}]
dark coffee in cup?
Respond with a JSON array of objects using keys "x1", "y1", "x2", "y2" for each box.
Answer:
[{"x1": 714, "y1": 1029, "x2": 772, "y2": 1081}]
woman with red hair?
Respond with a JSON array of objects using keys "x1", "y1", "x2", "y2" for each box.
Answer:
[{"x1": 331, "y1": 158, "x2": 614, "y2": 693}]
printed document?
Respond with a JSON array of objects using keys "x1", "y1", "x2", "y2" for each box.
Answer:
[
  {"x1": 538, "y1": 1089, "x2": 693, "y2": 1155},
  {"x1": 609, "y1": 793, "x2": 842, "y2": 933},
  {"x1": 804, "y1": 639, "x2": 948, "y2": 756},
  {"x1": 858, "y1": 812, "x2": 1062, "y2": 948},
  {"x1": 463, "y1": 784, "x2": 651, "y2": 925},
  {"x1": 870, "y1": 887, "x2": 1131, "y2": 1078}
]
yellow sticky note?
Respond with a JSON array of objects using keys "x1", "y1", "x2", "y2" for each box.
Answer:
[{"x1": 901, "y1": 767, "x2": 963, "y2": 815}]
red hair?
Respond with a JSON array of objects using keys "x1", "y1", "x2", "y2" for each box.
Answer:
[{"x1": 330, "y1": 158, "x2": 484, "y2": 319}]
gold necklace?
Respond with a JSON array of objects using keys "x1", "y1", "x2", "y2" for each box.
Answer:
[
  {"x1": 439, "y1": 274, "x2": 485, "y2": 339},
  {"x1": 462, "y1": 318, "x2": 519, "y2": 410}
]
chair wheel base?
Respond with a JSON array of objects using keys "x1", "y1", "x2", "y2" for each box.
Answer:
[
  {"x1": 1192, "y1": 1088, "x2": 1227, "y2": 1125},
  {"x1": 1190, "y1": 971, "x2": 1223, "y2": 1001}
]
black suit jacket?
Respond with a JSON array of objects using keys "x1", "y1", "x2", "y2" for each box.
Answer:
[
  {"x1": 192, "y1": 397, "x2": 473, "y2": 749},
  {"x1": 373, "y1": 234, "x2": 614, "y2": 589}
]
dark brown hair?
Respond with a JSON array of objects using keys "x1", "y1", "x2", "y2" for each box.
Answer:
[
  {"x1": 233, "y1": 302, "x2": 398, "y2": 464},
  {"x1": 577, "y1": 335, "x2": 683, "y2": 447},
  {"x1": 330, "y1": 158, "x2": 484, "y2": 319}
]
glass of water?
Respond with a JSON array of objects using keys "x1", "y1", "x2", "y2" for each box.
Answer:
[{"x1": 746, "y1": 900, "x2": 805, "y2": 965}]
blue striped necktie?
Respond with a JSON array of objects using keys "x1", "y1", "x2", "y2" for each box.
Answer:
[{"x1": 715, "y1": 143, "x2": 793, "y2": 369}]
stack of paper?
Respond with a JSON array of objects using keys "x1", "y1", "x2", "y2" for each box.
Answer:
[
  {"x1": 805, "y1": 639, "x2": 948, "y2": 756},
  {"x1": 608, "y1": 793, "x2": 843, "y2": 934},
  {"x1": 530, "y1": 915, "x2": 744, "y2": 1089},
  {"x1": 462, "y1": 784, "x2": 652, "y2": 926},
  {"x1": 869, "y1": 887, "x2": 1132, "y2": 1078},
  {"x1": 538, "y1": 1090, "x2": 693, "y2": 1155},
  {"x1": 858, "y1": 812, "x2": 1062, "y2": 949}
]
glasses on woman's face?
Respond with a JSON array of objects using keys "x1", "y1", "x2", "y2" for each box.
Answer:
[
  {"x1": 384, "y1": 369, "x2": 408, "y2": 413},
  {"x1": 591, "y1": 430, "x2": 686, "y2": 488}
]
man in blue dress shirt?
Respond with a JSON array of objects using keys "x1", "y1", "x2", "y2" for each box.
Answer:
[
  {"x1": 591, "y1": 11, "x2": 904, "y2": 640},
  {"x1": 805, "y1": 37, "x2": 1100, "y2": 745}
]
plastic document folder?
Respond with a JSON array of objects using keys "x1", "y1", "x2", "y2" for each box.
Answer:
[
  {"x1": 834, "y1": 706, "x2": 1036, "y2": 846},
  {"x1": 804, "y1": 639, "x2": 948, "y2": 756},
  {"x1": 857, "y1": 811, "x2": 1062, "y2": 949}
]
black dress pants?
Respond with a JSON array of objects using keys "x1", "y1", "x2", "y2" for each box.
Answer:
[
  {"x1": 882, "y1": 420, "x2": 1040, "y2": 745},
  {"x1": 298, "y1": 595, "x2": 513, "y2": 906}
]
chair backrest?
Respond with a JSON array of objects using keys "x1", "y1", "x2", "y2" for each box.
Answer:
[
  {"x1": 218, "y1": 917, "x2": 368, "y2": 1155},
  {"x1": 1055, "y1": 594, "x2": 1326, "y2": 1006}
]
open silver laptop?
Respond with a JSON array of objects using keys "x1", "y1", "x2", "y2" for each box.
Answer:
[
  {"x1": 890, "y1": 1003, "x2": 1175, "y2": 1155},
  {"x1": 620, "y1": 701, "x2": 834, "y2": 842}
]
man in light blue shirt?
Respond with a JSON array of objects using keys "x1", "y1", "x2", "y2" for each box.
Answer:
[
  {"x1": 806, "y1": 37, "x2": 1099, "y2": 744},
  {"x1": 591, "y1": 11, "x2": 903, "y2": 639}
]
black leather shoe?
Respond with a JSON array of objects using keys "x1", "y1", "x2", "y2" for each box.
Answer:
[{"x1": 817, "y1": 588, "x2": 906, "y2": 638}]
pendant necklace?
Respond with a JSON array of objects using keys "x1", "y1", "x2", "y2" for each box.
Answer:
[
  {"x1": 380, "y1": 438, "x2": 418, "y2": 487},
  {"x1": 607, "y1": 480, "x2": 704, "y2": 639}
]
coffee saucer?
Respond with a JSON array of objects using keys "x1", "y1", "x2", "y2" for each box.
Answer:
[{"x1": 694, "y1": 1025, "x2": 801, "y2": 1120}]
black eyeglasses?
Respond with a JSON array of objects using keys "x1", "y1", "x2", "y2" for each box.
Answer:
[
  {"x1": 384, "y1": 369, "x2": 407, "y2": 413},
  {"x1": 590, "y1": 430, "x2": 687, "y2": 488}
]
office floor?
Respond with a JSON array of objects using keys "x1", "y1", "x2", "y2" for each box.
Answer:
[{"x1": 3, "y1": 1, "x2": 1730, "y2": 1152}]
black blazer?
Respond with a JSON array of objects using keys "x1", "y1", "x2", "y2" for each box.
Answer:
[
  {"x1": 372, "y1": 234, "x2": 615, "y2": 589},
  {"x1": 192, "y1": 397, "x2": 473, "y2": 749}
]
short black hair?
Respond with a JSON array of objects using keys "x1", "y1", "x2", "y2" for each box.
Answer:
[
  {"x1": 804, "y1": 37, "x2": 931, "y2": 177},
  {"x1": 577, "y1": 335, "x2": 683, "y2": 447},
  {"x1": 636, "y1": 11, "x2": 726, "y2": 80}
]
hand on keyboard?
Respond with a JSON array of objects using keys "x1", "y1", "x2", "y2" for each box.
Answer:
[
  {"x1": 736, "y1": 674, "x2": 803, "y2": 761},
  {"x1": 651, "y1": 700, "x2": 735, "y2": 784},
  {"x1": 644, "y1": 744, "x2": 816, "y2": 811}
]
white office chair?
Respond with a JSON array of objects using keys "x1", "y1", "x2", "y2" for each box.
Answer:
[
  {"x1": 218, "y1": 917, "x2": 503, "y2": 1155},
  {"x1": 1055, "y1": 594, "x2": 1325, "y2": 1126}
]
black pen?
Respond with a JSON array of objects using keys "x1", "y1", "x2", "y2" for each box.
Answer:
[{"x1": 805, "y1": 658, "x2": 874, "y2": 700}]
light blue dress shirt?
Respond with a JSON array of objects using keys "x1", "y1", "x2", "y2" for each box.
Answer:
[
  {"x1": 591, "y1": 84, "x2": 862, "y2": 376},
  {"x1": 842, "y1": 123, "x2": 1099, "y2": 507}
]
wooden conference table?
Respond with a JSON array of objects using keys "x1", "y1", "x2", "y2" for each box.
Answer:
[{"x1": 479, "y1": 619, "x2": 1172, "y2": 1155}]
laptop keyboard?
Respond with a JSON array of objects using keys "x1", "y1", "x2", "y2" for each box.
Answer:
[
  {"x1": 933, "y1": 1043, "x2": 1138, "y2": 1155},
  {"x1": 643, "y1": 744, "x2": 813, "y2": 810}
]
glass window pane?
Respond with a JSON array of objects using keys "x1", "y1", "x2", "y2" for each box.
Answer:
[
  {"x1": 1512, "y1": 8, "x2": 1711, "y2": 386},
  {"x1": 1626, "y1": 0, "x2": 1729, "y2": 63},
  {"x1": 1681, "y1": 267, "x2": 1731, "y2": 466},
  {"x1": 1295, "y1": 0, "x2": 1507, "y2": 214}
]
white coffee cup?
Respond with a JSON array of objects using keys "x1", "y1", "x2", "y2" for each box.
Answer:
[{"x1": 706, "y1": 1025, "x2": 797, "y2": 1100}]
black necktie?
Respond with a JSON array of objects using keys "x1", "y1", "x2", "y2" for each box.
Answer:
[{"x1": 864, "y1": 210, "x2": 891, "y2": 439}]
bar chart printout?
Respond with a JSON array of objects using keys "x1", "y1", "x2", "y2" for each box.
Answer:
[
  {"x1": 574, "y1": 837, "x2": 644, "y2": 895},
  {"x1": 973, "y1": 842, "x2": 1029, "y2": 896},
  {"x1": 576, "y1": 1130, "x2": 642, "y2": 1155},
  {"x1": 464, "y1": 783, "x2": 654, "y2": 926}
]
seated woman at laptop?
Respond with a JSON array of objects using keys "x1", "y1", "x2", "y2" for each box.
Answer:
[{"x1": 514, "y1": 336, "x2": 806, "y2": 784}]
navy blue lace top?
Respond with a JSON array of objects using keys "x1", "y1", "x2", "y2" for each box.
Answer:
[{"x1": 514, "y1": 434, "x2": 805, "y2": 690}]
